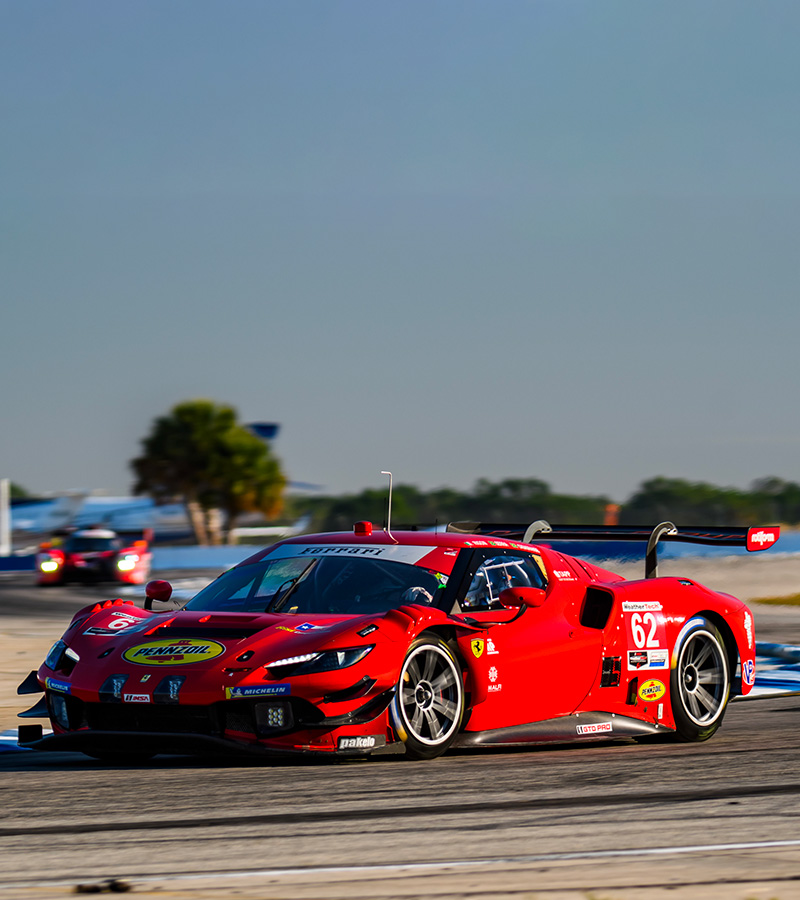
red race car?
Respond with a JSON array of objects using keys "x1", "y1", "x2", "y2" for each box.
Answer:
[
  {"x1": 18, "y1": 520, "x2": 778, "y2": 761},
  {"x1": 35, "y1": 528, "x2": 151, "y2": 586}
]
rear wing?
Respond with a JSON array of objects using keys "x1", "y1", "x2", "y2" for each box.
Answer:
[{"x1": 446, "y1": 521, "x2": 781, "y2": 579}]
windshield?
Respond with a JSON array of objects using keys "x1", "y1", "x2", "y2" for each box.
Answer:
[
  {"x1": 185, "y1": 555, "x2": 446, "y2": 615},
  {"x1": 64, "y1": 536, "x2": 121, "y2": 553}
]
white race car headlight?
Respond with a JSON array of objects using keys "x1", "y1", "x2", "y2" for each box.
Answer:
[
  {"x1": 266, "y1": 646, "x2": 374, "y2": 676},
  {"x1": 117, "y1": 554, "x2": 139, "y2": 572}
]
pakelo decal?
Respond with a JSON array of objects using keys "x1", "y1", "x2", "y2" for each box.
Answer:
[
  {"x1": 122, "y1": 638, "x2": 225, "y2": 666},
  {"x1": 337, "y1": 735, "x2": 386, "y2": 751}
]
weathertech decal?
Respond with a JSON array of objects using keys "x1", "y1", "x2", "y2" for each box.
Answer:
[
  {"x1": 122, "y1": 639, "x2": 225, "y2": 666},
  {"x1": 577, "y1": 722, "x2": 612, "y2": 735},
  {"x1": 621, "y1": 601, "x2": 663, "y2": 612},
  {"x1": 747, "y1": 527, "x2": 780, "y2": 551}
]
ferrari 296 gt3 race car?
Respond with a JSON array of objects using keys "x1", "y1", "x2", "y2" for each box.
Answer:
[
  {"x1": 35, "y1": 528, "x2": 151, "y2": 586},
  {"x1": 17, "y1": 520, "x2": 779, "y2": 761}
]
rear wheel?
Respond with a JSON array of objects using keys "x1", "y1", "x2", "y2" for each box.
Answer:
[
  {"x1": 671, "y1": 617, "x2": 730, "y2": 742},
  {"x1": 391, "y1": 636, "x2": 464, "y2": 760}
]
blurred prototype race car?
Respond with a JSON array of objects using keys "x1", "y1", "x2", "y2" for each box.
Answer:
[
  {"x1": 35, "y1": 528, "x2": 151, "y2": 586},
  {"x1": 18, "y1": 520, "x2": 778, "y2": 761}
]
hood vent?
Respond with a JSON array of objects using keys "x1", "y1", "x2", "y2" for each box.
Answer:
[{"x1": 143, "y1": 626, "x2": 262, "y2": 640}]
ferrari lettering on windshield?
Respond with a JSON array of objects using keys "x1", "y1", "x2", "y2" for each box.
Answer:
[{"x1": 300, "y1": 546, "x2": 383, "y2": 556}]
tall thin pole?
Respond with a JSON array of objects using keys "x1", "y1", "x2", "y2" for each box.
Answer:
[
  {"x1": 0, "y1": 479, "x2": 10, "y2": 557},
  {"x1": 380, "y1": 471, "x2": 393, "y2": 537}
]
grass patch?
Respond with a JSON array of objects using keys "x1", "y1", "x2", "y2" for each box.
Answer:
[{"x1": 752, "y1": 593, "x2": 800, "y2": 606}]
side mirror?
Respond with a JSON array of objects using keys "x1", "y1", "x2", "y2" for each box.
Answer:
[
  {"x1": 144, "y1": 579, "x2": 173, "y2": 611},
  {"x1": 499, "y1": 587, "x2": 547, "y2": 609}
]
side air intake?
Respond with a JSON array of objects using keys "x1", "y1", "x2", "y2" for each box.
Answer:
[{"x1": 580, "y1": 587, "x2": 614, "y2": 630}]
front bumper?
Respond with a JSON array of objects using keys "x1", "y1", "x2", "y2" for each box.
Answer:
[{"x1": 23, "y1": 688, "x2": 398, "y2": 758}]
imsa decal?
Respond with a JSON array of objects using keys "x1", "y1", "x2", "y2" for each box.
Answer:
[{"x1": 122, "y1": 638, "x2": 225, "y2": 666}]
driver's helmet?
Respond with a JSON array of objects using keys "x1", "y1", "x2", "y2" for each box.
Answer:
[{"x1": 464, "y1": 556, "x2": 534, "y2": 608}]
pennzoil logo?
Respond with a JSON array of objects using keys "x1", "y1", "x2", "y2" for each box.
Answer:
[
  {"x1": 638, "y1": 679, "x2": 666, "y2": 702},
  {"x1": 122, "y1": 638, "x2": 225, "y2": 666},
  {"x1": 471, "y1": 638, "x2": 485, "y2": 658}
]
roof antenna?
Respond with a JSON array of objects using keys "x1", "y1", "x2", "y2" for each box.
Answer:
[{"x1": 380, "y1": 471, "x2": 395, "y2": 541}]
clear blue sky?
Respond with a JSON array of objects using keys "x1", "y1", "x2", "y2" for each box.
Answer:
[{"x1": 2, "y1": 1, "x2": 800, "y2": 502}]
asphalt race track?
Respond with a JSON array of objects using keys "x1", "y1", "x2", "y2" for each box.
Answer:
[{"x1": 2, "y1": 577, "x2": 800, "y2": 899}]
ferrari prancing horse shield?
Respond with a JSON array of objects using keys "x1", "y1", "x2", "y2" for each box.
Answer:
[{"x1": 471, "y1": 638, "x2": 485, "y2": 658}]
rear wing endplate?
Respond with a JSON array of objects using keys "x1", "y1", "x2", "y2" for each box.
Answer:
[{"x1": 446, "y1": 521, "x2": 781, "y2": 579}]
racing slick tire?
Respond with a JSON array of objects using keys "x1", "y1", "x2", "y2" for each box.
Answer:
[
  {"x1": 670, "y1": 616, "x2": 730, "y2": 742},
  {"x1": 390, "y1": 635, "x2": 464, "y2": 760}
]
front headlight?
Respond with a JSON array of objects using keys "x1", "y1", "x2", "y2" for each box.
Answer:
[
  {"x1": 45, "y1": 641, "x2": 67, "y2": 670},
  {"x1": 117, "y1": 554, "x2": 139, "y2": 572},
  {"x1": 40, "y1": 559, "x2": 61, "y2": 573},
  {"x1": 266, "y1": 645, "x2": 374, "y2": 676},
  {"x1": 44, "y1": 640, "x2": 80, "y2": 672}
]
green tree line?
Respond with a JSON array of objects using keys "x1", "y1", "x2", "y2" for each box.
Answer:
[{"x1": 294, "y1": 475, "x2": 800, "y2": 533}]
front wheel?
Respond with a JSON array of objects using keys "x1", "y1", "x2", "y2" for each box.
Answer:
[
  {"x1": 390, "y1": 636, "x2": 464, "y2": 760},
  {"x1": 670, "y1": 616, "x2": 730, "y2": 742}
]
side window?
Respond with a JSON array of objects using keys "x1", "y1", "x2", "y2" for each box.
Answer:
[{"x1": 461, "y1": 553, "x2": 546, "y2": 611}]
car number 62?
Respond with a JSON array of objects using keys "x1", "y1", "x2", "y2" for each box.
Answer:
[{"x1": 631, "y1": 612, "x2": 660, "y2": 648}]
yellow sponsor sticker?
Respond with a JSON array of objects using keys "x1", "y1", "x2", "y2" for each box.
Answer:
[
  {"x1": 638, "y1": 678, "x2": 666, "y2": 702},
  {"x1": 471, "y1": 638, "x2": 485, "y2": 659},
  {"x1": 122, "y1": 638, "x2": 225, "y2": 666}
]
